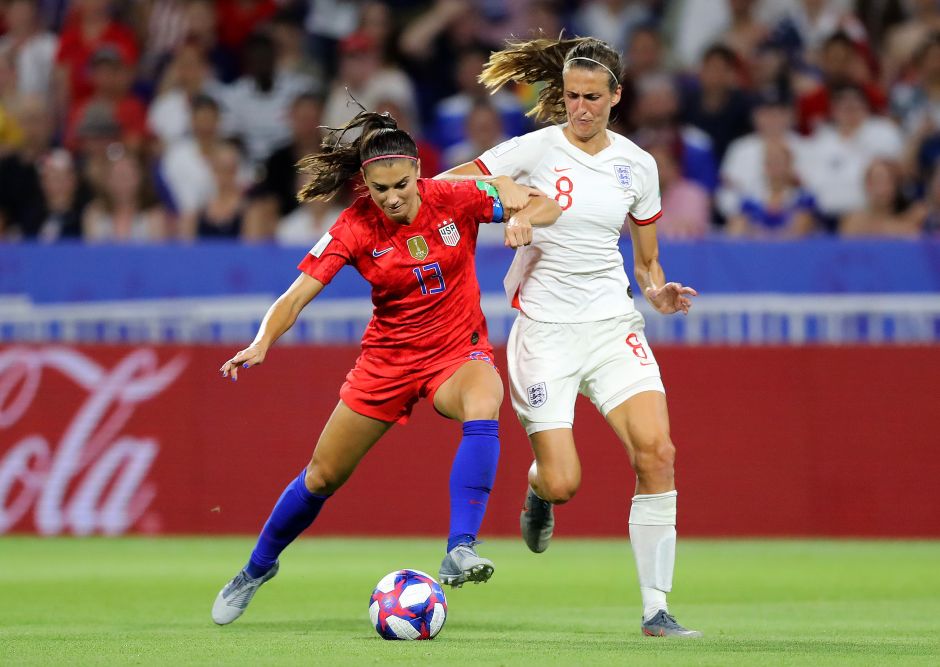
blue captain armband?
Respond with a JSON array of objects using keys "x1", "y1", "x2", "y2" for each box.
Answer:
[{"x1": 475, "y1": 180, "x2": 504, "y2": 223}]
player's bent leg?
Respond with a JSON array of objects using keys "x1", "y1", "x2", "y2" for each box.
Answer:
[
  {"x1": 433, "y1": 360, "x2": 502, "y2": 587},
  {"x1": 606, "y1": 391, "x2": 700, "y2": 637},
  {"x1": 212, "y1": 401, "x2": 392, "y2": 625},
  {"x1": 519, "y1": 428, "x2": 580, "y2": 553}
]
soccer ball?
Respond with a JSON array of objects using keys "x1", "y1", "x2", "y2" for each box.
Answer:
[{"x1": 369, "y1": 569, "x2": 448, "y2": 640}]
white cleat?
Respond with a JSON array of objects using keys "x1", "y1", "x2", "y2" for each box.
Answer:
[{"x1": 211, "y1": 562, "x2": 279, "y2": 625}]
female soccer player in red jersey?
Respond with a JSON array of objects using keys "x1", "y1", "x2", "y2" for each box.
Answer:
[
  {"x1": 441, "y1": 36, "x2": 701, "y2": 638},
  {"x1": 211, "y1": 110, "x2": 560, "y2": 625}
]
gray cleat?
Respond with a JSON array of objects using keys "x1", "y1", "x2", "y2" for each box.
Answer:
[
  {"x1": 520, "y1": 487, "x2": 554, "y2": 553},
  {"x1": 438, "y1": 543, "x2": 494, "y2": 588},
  {"x1": 211, "y1": 561, "x2": 279, "y2": 625},
  {"x1": 641, "y1": 610, "x2": 703, "y2": 638}
]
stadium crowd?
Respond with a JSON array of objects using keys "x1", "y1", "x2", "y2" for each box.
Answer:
[{"x1": 1, "y1": 0, "x2": 940, "y2": 244}]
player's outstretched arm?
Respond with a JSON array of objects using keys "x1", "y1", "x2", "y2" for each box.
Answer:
[
  {"x1": 628, "y1": 221, "x2": 698, "y2": 315},
  {"x1": 220, "y1": 273, "x2": 325, "y2": 380}
]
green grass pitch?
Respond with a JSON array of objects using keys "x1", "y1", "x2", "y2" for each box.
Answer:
[{"x1": 2, "y1": 537, "x2": 938, "y2": 665}]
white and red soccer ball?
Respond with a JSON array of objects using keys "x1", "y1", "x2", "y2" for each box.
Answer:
[{"x1": 369, "y1": 569, "x2": 447, "y2": 640}]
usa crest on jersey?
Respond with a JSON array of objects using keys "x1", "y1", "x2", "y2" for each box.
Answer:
[
  {"x1": 527, "y1": 382, "x2": 547, "y2": 408},
  {"x1": 614, "y1": 164, "x2": 632, "y2": 188},
  {"x1": 439, "y1": 221, "x2": 460, "y2": 247}
]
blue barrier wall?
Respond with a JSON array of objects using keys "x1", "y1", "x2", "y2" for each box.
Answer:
[{"x1": 2, "y1": 238, "x2": 940, "y2": 302}]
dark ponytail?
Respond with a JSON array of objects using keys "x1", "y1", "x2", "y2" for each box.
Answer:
[
  {"x1": 297, "y1": 110, "x2": 418, "y2": 202},
  {"x1": 479, "y1": 35, "x2": 623, "y2": 124}
]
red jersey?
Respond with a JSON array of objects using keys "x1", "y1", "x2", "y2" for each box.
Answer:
[{"x1": 298, "y1": 178, "x2": 502, "y2": 370}]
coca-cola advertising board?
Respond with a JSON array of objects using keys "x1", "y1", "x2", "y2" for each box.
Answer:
[{"x1": 2, "y1": 344, "x2": 939, "y2": 537}]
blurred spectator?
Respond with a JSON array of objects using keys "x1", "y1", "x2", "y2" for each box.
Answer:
[
  {"x1": 0, "y1": 48, "x2": 24, "y2": 154},
  {"x1": 771, "y1": 0, "x2": 866, "y2": 60},
  {"x1": 726, "y1": 140, "x2": 817, "y2": 238},
  {"x1": 323, "y1": 31, "x2": 415, "y2": 137},
  {"x1": 159, "y1": 93, "x2": 224, "y2": 217},
  {"x1": 0, "y1": 0, "x2": 58, "y2": 99},
  {"x1": 217, "y1": 32, "x2": 315, "y2": 165},
  {"x1": 443, "y1": 99, "x2": 508, "y2": 170},
  {"x1": 839, "y1": 159, "x2": 924, "y2": 237},
  {"x1": 433, "y1": 47, "x2": 526, "y2": 151},
  {"x1": 54, "y1": 0, "x2": 139, "y2": 113},
  {"x1": 631, "y1": 73, "x2": 719, "y2": 193},
  {"x1": 625, "y1": 24, "x2": 668, "y2": 81},
  {"x1": 803, "y1": 83, "x2": 904, "y2": 228},
  {"x1": 919, "y1": 163, "x2": 940, "y2": 234},
  {"x1": 891, "y1": 34, "x2": 940, "y2": 137},
  {"x1": 274, "y1": 172, "x2": 342, "y2": 245},
  {"x1": 647, "y1": 141, "x2": 711, "y2": 240},
  {"x1": 880, "y1": 0, "x2": 940, "y2": 86},
  {"x1": 718, "y1": 0, "x2": 769, "y2": 68},
  {"x1": 214, "y1": 0, "x2": 276, "y2": 54},
  {"x1": 82, "y1": 148, "x2": 167, "y2": 241},
  {"x1": 247, "y1": 91, "x2": 324, "y2": 238},
  {"x1": 131, "y1": 0, "x2": 189, "y2": 83},
  {"x1": 182, "y1": 0, "x2": 239, "y2": 83},
  {"x1": 33, "y1": 148, "x2": 91, "y2": 241},
  {"x1": 680, "y1": 44, "x2": 753, "y2": 162},
  {"x1": 0, "y1": 94, "x2": 58, "y2": 237},
  {"x1": 180, "y1": 139, "x2": 248, "y2": 239},
  {"x1": 718, "y1": 87, "x2": 810, "y2": 218},
  {"x1": 399, "y1": 0, "x2": 497, "y2": 119},
  {"x1": 796, "y1": 30, "x2": 886, "y2": 134},
  {"x1": 72, "y1": 101, "x2": 122, "y2": 194},
  {"x1": 358, "y1": 1, "x2": 397, "y2": 66},
  {"x1": 65, "y1": 45, "x2": 147, "y2": 152},
  {"x1": 572, "y1": 0, "x2": 653, "y2": 55},
  {"x1": 305, "y1": 0, "x2": 361, "y2": 75},
  {"x1": 147, "y1": 40, "x2": 222, "y2": 148},
  {"x1": 272, "y1": 5, "x2": 323, "y2": 83}
]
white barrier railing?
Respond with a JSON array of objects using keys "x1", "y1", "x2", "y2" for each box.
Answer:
[{"x1": 2, "y1": 294, "x2": 939, "y2": 345}]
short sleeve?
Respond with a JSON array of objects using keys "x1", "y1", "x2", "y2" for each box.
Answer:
[
  {"x1": 448, "y1": 180, "x2": 503, "y2": 225},
  {"x1": 297, "y1": 213, "x2": 357, "y2": 284},
  {"x1": 475, "y1": 131, "x2": 545, "y2": 182},
  {"x1": 629, "y1": 153, "x2": 663, "y2": 226}
]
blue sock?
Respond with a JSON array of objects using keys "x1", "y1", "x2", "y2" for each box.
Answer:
[
  {"x1": 447, "y1": 419, "x2": 499, "y2": 552},
  {"x1": 246, "y1": 469, "x2": 328, "y2": 578}
]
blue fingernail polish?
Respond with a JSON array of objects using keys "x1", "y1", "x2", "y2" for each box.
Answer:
[{"x1": 243, "y1": 363, "x2": 249, "y2": 368}]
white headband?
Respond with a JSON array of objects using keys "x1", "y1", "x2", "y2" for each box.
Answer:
[{"x1": 564, "y1": 57, "x2": 619, "y2": 85}]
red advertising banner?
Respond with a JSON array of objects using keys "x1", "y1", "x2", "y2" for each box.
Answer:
[{"x1": 2, "y1": 344, "x2": 938, "y2": 537}]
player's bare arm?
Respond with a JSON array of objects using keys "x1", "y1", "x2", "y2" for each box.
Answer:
[
  {"x1": 505, "y1": 196, "x2": 563, "y2": 248},
  {"x1": 220, "y1": 274, "x2": 325, "y2": 380},
  {"x1": 628, "y1": 220, "x2": 698, "y2": 315}
]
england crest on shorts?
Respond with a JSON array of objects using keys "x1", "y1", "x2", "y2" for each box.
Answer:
[
  {"x1": 527, "y1": 382, "x2": 547, "y2": 408},
  {"x1": 439, "y1": 221, "x2": 460, "y2": 247},
  {"x1": 614, "y1": 164, "x2": 632, "y2": 188}
]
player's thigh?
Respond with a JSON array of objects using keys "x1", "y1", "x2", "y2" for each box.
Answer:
[
  {"x1": 604, "y1": 390, "x2": 671, "y2": 463},
  {"x1": 530, "y1": 427, "x2": 582, "y2": 499},
  {"x1": 507, "y1": 315, "x2": 582, "y2": 434},
  {"x1": 432, "y1": 358, "x2": 503, "y2": 422},
  {"x1": 307, "y1": 400, "x2": 394, "y2": 489}
]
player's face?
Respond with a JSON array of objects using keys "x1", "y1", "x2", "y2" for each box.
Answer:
[
  {"x1": 562, "y1": 67, "x2": 621, "y2": 141},
  {"x1": 363, "y1": 160, "x2": 420, "y2": 223}
]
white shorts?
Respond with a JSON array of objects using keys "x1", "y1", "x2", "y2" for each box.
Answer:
[{"x1": 507, "y1": 311, "x2": 665, "y2": 435}]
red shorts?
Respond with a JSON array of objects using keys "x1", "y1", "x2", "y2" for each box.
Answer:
[{"x1": 340, "y1": 347, "x2": 496, "y2": 424}]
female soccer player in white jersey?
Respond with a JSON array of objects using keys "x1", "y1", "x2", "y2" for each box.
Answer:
[{"x1": 441, "y1": 36, "x2": 701, "y2": 638}]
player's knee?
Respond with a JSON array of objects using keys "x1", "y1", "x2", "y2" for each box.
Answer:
[
  {"x1": 634, "y1": 435, "x2": 675, "y2": 480},
  {"x1": 305, "y1": 460, "x2": 345, "y2": 495},
  {"x1": 540, "y1": 475, "x2": 580, "y2": 504},
  {"x1": 461, "y1": 391, "x2": 502, "y2": 421}
]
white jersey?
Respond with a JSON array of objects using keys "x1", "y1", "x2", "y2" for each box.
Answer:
[{"x1": 477, "y1": 125, "x2": 662, "y2": 323}]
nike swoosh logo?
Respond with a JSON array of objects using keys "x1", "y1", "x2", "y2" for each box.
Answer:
[
  {"x1": 372, "y1": 247, "x2": 393, "y2": 257},
  {"x1": 553, "y1": 166, "x2": 571, "y2": 172}
]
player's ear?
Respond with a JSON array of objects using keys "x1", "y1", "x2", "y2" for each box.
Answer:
[
  {"x1": 414, "y1": 158, "x2": 421, "y2": 176},
  {"x1": 611, "y1": 84, "x2": 622, "y2": 108}
]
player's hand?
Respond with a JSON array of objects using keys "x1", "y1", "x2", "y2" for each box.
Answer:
[
  {"x1": 491, "y1": 175, "x2": 533, "y2": 212},
  {"x1": 645, "y1": 282, "x2": 698, "y2": 315},
  {"x1": 504, "y1": 214, "x2": 533, "y2": 248},
  {"x1": 220, "y1": 344, "x2": 267, "y2": 381}
]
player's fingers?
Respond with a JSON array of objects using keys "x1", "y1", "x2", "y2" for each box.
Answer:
[{"x1": 682, "y1": 287, "x2": 699, "y2": 296}]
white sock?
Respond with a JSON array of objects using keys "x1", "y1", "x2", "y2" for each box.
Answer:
[{"x1": 629, "y1": 491, "x2": 677, "y2": 622}]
